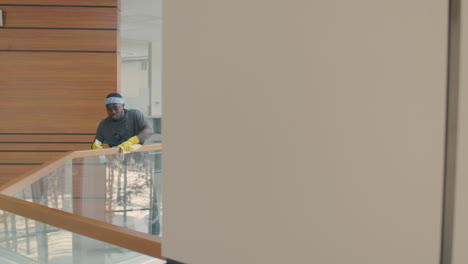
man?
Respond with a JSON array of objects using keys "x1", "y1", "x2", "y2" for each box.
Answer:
[{"x1": 92, "y1": 92, "x2": 154, "y2": 151}]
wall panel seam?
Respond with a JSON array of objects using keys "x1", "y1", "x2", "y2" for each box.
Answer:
[
  {"x1": 0, "y1": 133, "x2": 95, "y2": 135},
  {"x1": 0, "y1": 50, "x2": 116, "y2": 53},
  {"x1": 0, "y1": 4, "x2": 117, "y2": 8},
  {"x1": 0, "y1": 163, "x2": 42, "y2": 165},
  {"x1": 0, "y1": 27, "x2": 117, "y2": 30},
  {"x1": 0, "y1": 142, "x2": 91, "y2": 144},
  {"x1": 0, "y1": 151, "x2": 68, "y2": 152}
]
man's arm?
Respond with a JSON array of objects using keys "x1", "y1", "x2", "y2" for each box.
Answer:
[
  {"x1": 92, "y1": 122, "x2": 105, "y2": 149},
  {"x1": 118, "y1": 111, "x2": 154, "y2": 151},
  {"x1": 137, "y1": 123, "x2": 154, "y2": 143}
]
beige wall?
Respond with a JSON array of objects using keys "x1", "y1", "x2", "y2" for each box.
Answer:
[{"x1": 163, "y1": 1, "x2": 448, "y2": 263}]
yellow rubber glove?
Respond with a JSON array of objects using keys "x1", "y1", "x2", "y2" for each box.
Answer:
[
  {"x1": 92, "y1": 139, "x2": 103, "y2": 149},
  {"x1": 118, "y1": 136, "x2": 140, "y2": 152}
]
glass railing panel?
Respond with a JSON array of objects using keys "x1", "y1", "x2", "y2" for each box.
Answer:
[
  {"x1": 12, "y1": 149, "x2": 162, "y2": 237},
  {"x1": 0, "y1": 209, "x2": 165, "y2": 264},
  {"x1": 13, "y1": 161, "x2": 74, "y2": 213}
]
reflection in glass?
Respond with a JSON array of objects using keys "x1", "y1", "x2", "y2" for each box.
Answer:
[
  {"x1": 104, "y1": 150, "x2": 162, "y2": 236},
  {"x1": 120, "y1": 0, "x2": 162, "y2": 138},
  {"x1": 0, "y1": 210, "x2": 164, "y2": 264}
]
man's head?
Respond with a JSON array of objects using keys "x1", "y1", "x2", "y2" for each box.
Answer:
[{"x1": 105, "y1": 93, "x2": 125, "y2": 120}]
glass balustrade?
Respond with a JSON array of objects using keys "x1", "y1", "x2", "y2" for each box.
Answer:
[
  {"x1": 0, "y1": 145, "x2": 163, "y2": 262},
  {"x1": 12, "y1": 149, "x2": 162, "y2": 237},
  {"x1": 0, "y1": 209, "x2": 164, "y2": 264}
]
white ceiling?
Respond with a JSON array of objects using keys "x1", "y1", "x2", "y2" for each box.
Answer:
[{"x1": 120, "y1": 0, "x2": 162, "y2": 57}]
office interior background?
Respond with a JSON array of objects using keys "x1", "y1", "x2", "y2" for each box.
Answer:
[{"x1": 2, "y1": 0, "x2": 468, "y2": 264}]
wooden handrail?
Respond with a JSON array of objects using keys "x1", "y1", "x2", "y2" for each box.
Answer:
[{"x1": 0, "y1": 143, "x2": 164, "y2": 259}]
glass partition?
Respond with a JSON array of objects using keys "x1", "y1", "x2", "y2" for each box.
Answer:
[
  {"x1": 0, "y1": 145, "x2": 163, "y2": 261},
  {"x1": 120, "y1": 0, "x2": 162, "y2": 132},
  {"x1": 0, "y1": 209, "x2": 164, "y2": 264},
  {"x1": 12, "y1": 150, "x2": 162, "y2": 236}
]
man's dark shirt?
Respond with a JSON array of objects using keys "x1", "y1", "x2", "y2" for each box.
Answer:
[{"x1": 95, "y1": 109, "x2": 149, "y2": 147}]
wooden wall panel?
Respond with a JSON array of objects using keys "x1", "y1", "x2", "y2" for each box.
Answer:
[
  {"x1": 0, "y1": 29, "x2": 117, "y2": 51},
  {"x1": 0, "y1": 152, "x2": 65, "y2": 163},
  {"x1": 1, "y1": 6, "x2": 117, "y2": 28},
  {"x1": 0, "y1": 52, "x2": 116, "y2": 133},
  {"x1": 0, "y1": 3, "x2": 118, "y2": 182},
  {"x1": 0, "y1": 1, "x2": 117, "y2": 6},
  {"x1": 0, "y1": 134, "x2": 93, "y2": 151},
  {"x1": 0, "y1": 103, "x2": 109, "y2": 133},
  {"x1": 0, "y1": 165, "x2": 39, "y2": 185},
  {"x1": 0, "y1": 52, "x2": 116, "y2": 89},
  {"x1": 0, "y1": 144, "x2": 90, "y2": 151},
  {"x1": 0, "y1": 134, "x2": 95, "y2": 142}
]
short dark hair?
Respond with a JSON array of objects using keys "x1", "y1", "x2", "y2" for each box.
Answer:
[{"x1": 106, "y1": 92, "x2": 123, "y2": 98}]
